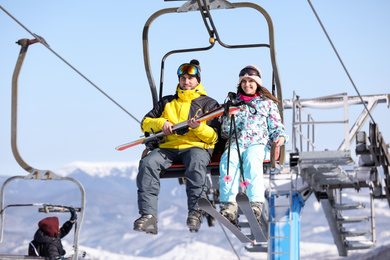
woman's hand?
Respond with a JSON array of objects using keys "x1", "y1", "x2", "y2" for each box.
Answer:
[
  {"x1": 274, "y1": 136, "x2": 285, "y2": 147},
  {"x1": 229, "y1": 110, "x2": 237, "y2": 118}
]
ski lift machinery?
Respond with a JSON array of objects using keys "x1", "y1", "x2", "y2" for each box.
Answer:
[{"x1": 0, "y1": 39, "x2": 86, "y2": 259}]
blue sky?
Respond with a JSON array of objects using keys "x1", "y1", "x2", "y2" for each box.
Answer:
[{"x1": 1, "y1": 0, "x2": 389, "y2": 176}]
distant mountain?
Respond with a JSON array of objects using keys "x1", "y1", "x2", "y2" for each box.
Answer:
[
  {"x1": 0, "y1": 162, "x2": 389, "y2": 260},
  {"x1": 56, "y1": 161, "x2": 139, "y2": 179}
]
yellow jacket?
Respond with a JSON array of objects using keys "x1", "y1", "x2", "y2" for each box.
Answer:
[{"x1": 141, "y1": 83, "x2": 220, "y2": 153}]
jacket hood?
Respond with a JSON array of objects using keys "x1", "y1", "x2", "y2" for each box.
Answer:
[
  {"x1": 176, "y1": 83, "x2": 207, "y2": 101},
  {"x1": 38, "y1": 217, "x2": 59, "y2": 238}
]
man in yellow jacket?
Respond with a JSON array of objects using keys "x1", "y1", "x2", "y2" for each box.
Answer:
[{"x1": 134, "y1": 59, "x2": 220, "y2": 234}]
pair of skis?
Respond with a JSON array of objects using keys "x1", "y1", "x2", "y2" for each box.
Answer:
[
  {"x1": 199, "y1": 192, "x2": 267, "y2": 243},
  {"x1": 115, "y1": 105, "x2": 238, "y2": 151}
]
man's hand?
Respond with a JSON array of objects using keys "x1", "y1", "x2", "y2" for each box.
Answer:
[
  {"x1": 188, "y1": 117, "x2": 200, "y2": 129},
  {"x1": 162, "y1": 121, "x2": 173, "y2": 135}
]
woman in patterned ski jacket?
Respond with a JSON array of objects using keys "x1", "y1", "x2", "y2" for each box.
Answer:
[{"x1": 218, "y1": 64, "x2": 288, "y2": 224}]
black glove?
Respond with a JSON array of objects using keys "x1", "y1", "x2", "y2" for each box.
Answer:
[{"x1": 69, "y1": 207, "x2": 77, "y2": 221}]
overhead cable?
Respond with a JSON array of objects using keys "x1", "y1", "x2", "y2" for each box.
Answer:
[
  {"x1": 307, "y1": 0, "x2": 375, "y2": 123},
  {"x1": 218, "y1": 222, "x2": 241, "y2": 260},
  {"x1": 0, "y1": 5, "x2": 141, "y2": 124}
]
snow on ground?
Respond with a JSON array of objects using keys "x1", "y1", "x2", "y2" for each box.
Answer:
[{"x1": 0, "y1": 161, "x2": 390, "y2": 259}]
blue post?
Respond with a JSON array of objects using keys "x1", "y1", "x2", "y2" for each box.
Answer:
[{"x1": 268, "y1": 192, "x2": 304, "y2": 260}]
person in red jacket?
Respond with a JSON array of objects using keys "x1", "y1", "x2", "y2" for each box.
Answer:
[{"x1": 32, "y1": 208, "x2": 76, "y2": 259}]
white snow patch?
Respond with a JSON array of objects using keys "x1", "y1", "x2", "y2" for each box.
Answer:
[
  {"x1": 160, "y1": 206, "x2": 185, "y2": 230},
  {"x1": 122, "y1": 232, "x2": 139, "y2": 240},
  {"x1": 171, "y1": 186, "x2": 179, "y2": 196},
  {"x1": 77, "y1": 245, "x2": 152, "y2": 260},
  {"x1": 157, "y1": 241, "x2": 251, "y2": 260},
  {"x1": 300, "y1": 242, "x2": 340, "y2": 259},
  {"x1": 55, "y1": 161, "x2": 138, "y2": 179},
  {"x1": 313, "y1": 200, "x2": 322, "y2": 212},
  {"x1": 312, "y1": 226, "x2": 329, "y2": 233}
]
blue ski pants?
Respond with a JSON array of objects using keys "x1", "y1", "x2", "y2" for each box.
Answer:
[
  {"x1": 137, "y1": 147, "x2": 211, "y2": 216},
  {"x1": 219, "y1": 144, "x2": 266, "y2": 203}
]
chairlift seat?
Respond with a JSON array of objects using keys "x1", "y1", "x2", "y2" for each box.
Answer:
[{"x1": 160, "y1": 140, "x2": 280, "y2": 179}]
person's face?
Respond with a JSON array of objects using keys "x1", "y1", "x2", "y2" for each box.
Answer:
[
  {"x1": 179, "y1": 74, "x2": 199, "y2": 90},
  {"x1": 240, "y1": 78, "x2": 257, "y2": 95}
]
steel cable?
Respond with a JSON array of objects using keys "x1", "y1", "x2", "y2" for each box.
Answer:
[
  {"x1": 0, "y1": 5, "x2": 141, "y2": 124},
  {"x1": 307, "y1": 0, "x2": 375, "y2": 123}
]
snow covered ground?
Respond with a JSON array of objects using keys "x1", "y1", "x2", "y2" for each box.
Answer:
[{"x1": 0, "y1": 161, "x2": 389, "y2": 260}]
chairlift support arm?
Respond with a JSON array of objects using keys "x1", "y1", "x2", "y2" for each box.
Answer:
[
  {"x1": 143, "y1": 0, "x2": 282, "y2": 113},
  {"x1": 5, "y1": 38, "x2": 86, "y2": 260},
  {"x1": 143, "y1": 0, "x2": 285, "y2": 164}
]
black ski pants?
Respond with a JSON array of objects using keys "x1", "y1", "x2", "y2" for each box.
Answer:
[{"x1": 136, "y1": 147, "x2": 211, "y2": 216}]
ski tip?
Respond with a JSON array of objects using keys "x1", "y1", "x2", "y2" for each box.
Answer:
[
  {"x1": 115, "y1": 139, "x2": 144, "y2": 151},
  {"x1": 236, "y1": 192, "x2": 250, "y2": 202},
  {"x1": 236, "y1": 192, "x2": 247, "y2": 197},
  {"x1": 115, "y1": 145, "x2": 128, "y2": 151},
  {"x1": 198, "y1": 197, "x2": 208, "y2": 203},
  {"x1": 115, "y1": 145, "x2": 134, "y2": 151}
]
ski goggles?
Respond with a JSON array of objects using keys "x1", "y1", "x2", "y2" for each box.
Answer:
[
  {"x1": 239, "y1": 67, "x2": 261, "y2": 78},
  {"x1": 177, "y1": 63, "x2": 199, "y2": 76}
]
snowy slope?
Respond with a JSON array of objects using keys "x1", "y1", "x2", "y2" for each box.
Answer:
[{"x1": 0, "y1": 161, "x2": 389, "y2": 260}]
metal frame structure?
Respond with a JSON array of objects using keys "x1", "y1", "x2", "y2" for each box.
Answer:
[
  {"x1": 140, "y1": 0, "x2": 297, "y2": 258},
  {"x1": 142, "y1": 0, "x2": 286, "y2": 165},
  {"x1": 0, "y1": 38, "x2": 86, "y2": 260},
  {"x1": 287, "y1": 91, "x2": 390, "y2": 256}
]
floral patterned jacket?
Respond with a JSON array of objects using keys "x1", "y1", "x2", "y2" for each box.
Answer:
[{"x1": 221, "y1": 94, "x2": 288, "y2": 150}]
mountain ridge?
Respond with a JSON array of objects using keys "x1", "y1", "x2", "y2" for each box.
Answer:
[{"x1": 0, "y1": 161, "x2": 389, "y2": 259}]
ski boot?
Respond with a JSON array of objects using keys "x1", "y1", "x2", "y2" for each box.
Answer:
[
  {"x1": 186, "y1": 209, "x2": 203, "y2": 233},
  {"x1": 250, "y1": 202, "x2": 263, "y2": 225},
  {"x1": 220, "y1": 202, "x2": 239, "y2": 226},
  {"x1": 133, "y1": 214, "x2": 158, "y2": 235}
]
